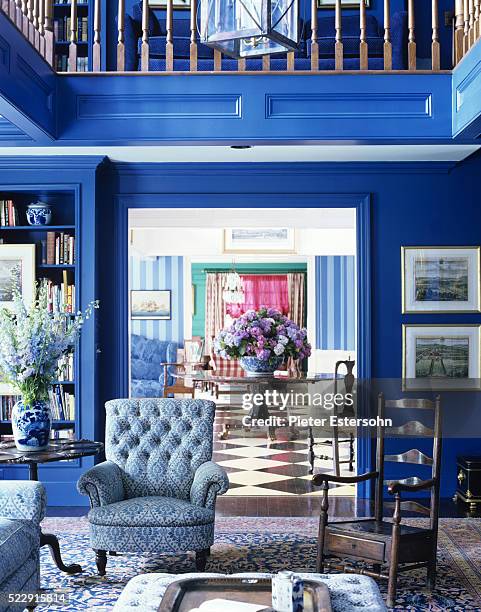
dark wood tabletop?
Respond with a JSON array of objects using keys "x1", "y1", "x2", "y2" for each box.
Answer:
[{"x1": 0, "y1": 438, "x2": 103, "y2": 466}]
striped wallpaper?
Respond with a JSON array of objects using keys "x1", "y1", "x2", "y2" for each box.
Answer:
[
  {"x1": 315, "y1": 256, "x2": 356, "y2": 351},
  {"x1": 129, "y1": 255, "x2": 184, "y2": 343}
]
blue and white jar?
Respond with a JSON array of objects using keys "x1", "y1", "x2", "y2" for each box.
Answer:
[
  {"x1": 26, "y1": 202, "x2": 52, "y2": 226},
  {"x1": 240, "y1": 356, "x2": 283, "y2": 376},
  {"x1": 12, "y1": 399, "x2": 51, "y2": 451}
]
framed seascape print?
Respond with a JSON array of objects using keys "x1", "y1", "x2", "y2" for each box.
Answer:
[
  {"x1": 317, "y1": 0, "x2": 370, "y2": 7},
  {"x1": 403, "y1": 324, "x2": 481, "y2": 391},
  {"x1": 131, "y1": 290, "x2": 172, "y2": 320},
  {"x1": 402, "y1": 246, "x2": 481, "y2": 313},
  {"x1": 0, "y1": 244, "x2": 35, "y2": 311},
  {"x1": 223, "y1": 228, "x2": 296, "y2": 254},
  {"x1": 148, "y1": 0, "x2": 190, "y2": 8}
]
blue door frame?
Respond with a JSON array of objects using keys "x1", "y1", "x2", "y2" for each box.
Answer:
[{"x1": 114, "y1": 192, "x2": 372, "y2": 498}]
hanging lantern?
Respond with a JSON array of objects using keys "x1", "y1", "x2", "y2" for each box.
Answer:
[
  {"x1": 223, "y1": 268, "x2": 245, "y2": 303},
  {"x1": 200, "y1": 0, "x2": 299, "y2": 59}
]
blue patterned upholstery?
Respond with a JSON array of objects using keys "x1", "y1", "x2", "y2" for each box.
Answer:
[
  {"x1": 130, "y1": 334, "x2": 178, "y2": 399},
  {"x1": 0, "y1": 481, "x2": 45, "y2": 612},
  {"x1": 78, "y1": 399, "x2": 229, "y2": 565},
  {"x1": 113, "y1": 573, "x2": 387, "y2": 612}
]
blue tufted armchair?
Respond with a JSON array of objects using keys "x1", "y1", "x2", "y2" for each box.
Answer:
[{"x1": 77, "y1": 398, "x2": 229, "y2": 575}]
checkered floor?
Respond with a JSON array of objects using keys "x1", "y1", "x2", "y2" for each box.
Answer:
[{"x1": 213, "y1": 406, "x2": 356, "y2": 497}]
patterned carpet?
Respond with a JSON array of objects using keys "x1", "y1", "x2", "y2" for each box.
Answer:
[{"x1": 36, "y1": 517, "x2": 481, "y2": 611}]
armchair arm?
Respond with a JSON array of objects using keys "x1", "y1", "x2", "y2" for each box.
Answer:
[
  {"x1": 77, "y1": 461, "x2": 125, "y2": 508},
  {"x1": 0, "y1": 481, "x2": 46, "y2": 524},
  {"x1": 387, "y1": 478, "x2": 435, "y2": 495},
  {"x1": 190, "y1": 461, "x2": 229, "y2": 509},
  {"x1": 312, "y1": 471, "x2": 378, "y2": 487}
]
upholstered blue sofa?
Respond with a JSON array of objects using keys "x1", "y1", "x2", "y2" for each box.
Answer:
[
  {"x1": 130, "y1": 334, "x2": 178, "y2": 398},
  {"x1": 0, "y1": 481, "x2": 46, "y2": 612},
  {"x1": 77, "y1": 398, "x2": 229, "y2": 575},
  {"x1": 123, "y1": 4, "x2": 407, "y2": 71}
]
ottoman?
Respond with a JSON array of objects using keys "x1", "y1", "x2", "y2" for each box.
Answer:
[{"x1": 113, "y1": 572, "x2": 387, "y2": 612}]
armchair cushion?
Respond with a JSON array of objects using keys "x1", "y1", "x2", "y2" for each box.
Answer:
[
  {"x1": 0, "y1": 518, "x2": 39, "y2": 584},
  {"x1": 77, "y1": 461, "x2": 125, "y2": 508},
  {"x1": 0, "y1": 481, "x2": 46, "y2": 523},
  {"x1": 88, "y1": 496, "x2": 214, "y2": 528},
  {"x1": 190, "y1": 461, "x2": 229, "y2": 509}
]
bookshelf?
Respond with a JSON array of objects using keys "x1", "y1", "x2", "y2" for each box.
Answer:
[
  {"x1": 0, "y1": 190, "x2": 79, "y2": 442},
  {"x1": 54, "y1": 0, "x2": 91, "y2": 72}
]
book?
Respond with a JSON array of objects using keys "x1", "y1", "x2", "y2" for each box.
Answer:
[
  {"x1": 0, "y1": 200, "x2": 18, "y2": 227},
  {"x1": 46, "y1": 232, "x2": 56, "y2": 264}
]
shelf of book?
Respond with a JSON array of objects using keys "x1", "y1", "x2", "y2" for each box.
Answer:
[
  {"x1": 54, "y1": 0, "x2": 91, "y2": 72},
  {"x1": 0, "y1": 189, "x2": 79, "y2": 448}
]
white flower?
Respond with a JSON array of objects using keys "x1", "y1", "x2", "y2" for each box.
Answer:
[{"x1": 274, "y1": 344, "x2": 285, "y2": 356}]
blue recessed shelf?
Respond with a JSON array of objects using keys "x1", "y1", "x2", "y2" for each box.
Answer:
[{"x1": 0, "y1": 225, "x2": 75, "y2": 231}]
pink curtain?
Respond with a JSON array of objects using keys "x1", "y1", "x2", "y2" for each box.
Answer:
[{"x1": 226, "y1": 274, "x2": 289, "y2": 317}]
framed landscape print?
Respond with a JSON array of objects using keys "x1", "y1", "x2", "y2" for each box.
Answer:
[
  {"x1": 131, "y1": 290, "x2": 172, "y2": 320},
  {"x1": 402, "y1": 246, "x2": 481, "y2": 313},
  {"x1": 223, "y1": 228, "x2": 296, "y2": 254},
  {"x1": 317, "y1": 0, "x2": 370, "y2": 7},
  {"x1": 0, "y1": 244, "x2": 35, "y2": 311},
  {"x1": 403, "y1": 324, "x2": 481, "y2": 390},
  {"x1": 148, "y1": 0, "x2": 190, "y2": 8}
]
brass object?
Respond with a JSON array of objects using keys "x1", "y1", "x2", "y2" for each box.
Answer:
[
  {"x1": 466, "y1": 489, "x2": 473, "y2": 499},
  {"x1": 458, "y1": 469, "x2": 466, "y2": 485}
]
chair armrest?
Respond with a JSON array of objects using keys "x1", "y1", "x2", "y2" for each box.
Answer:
[
  {"x1": 387, "y1": 478, "x2": 435, "y2": 495},
  {"x1": 0, "y1": 481, "x2": 46, "y2": 524},
  {"x1": 312, "y1": 471, "x2": 378, "y2": 486},
  {"x1": 190, "y1": 461, "x2": 229, "y2": 509},
  {"x1": 77, "y1": 461, "x2": 125, "y2": 508}
]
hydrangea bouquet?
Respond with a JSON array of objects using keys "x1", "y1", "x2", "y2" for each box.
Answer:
[
  {"x1": 0, "y1": 280, "x2": 98, "y2": 450},
  {"x1": 214, "y1": 307, "x2": 311, "y2": 374}
]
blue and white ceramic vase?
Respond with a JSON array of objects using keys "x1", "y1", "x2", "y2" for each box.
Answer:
[
  {"x1": 11, "y1": 399, "x2": 51, "y2": 451},
  {"x1": 240, "y1": 356, "x2": 283, "y2": 376},
  {"x1": 26, "y1": 202, "x2": 52, "y2": 226}
]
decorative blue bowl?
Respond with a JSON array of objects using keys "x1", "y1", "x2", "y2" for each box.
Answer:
[
  {"x1": 240, "y1": 356, "x2": 283, "y2": 376},
  {"x1": 26, "y1": 202, "x2": 52, "y2": 226},
  {"x1": 12, "y1": 399, "x2": 51, "y2": 451}
]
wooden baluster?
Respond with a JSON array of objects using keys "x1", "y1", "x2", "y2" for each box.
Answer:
[
  {"x1": 92, "y1": 0, "x2": 101, "y2": 70},
  {"x1": 311, "y1": 0, "x2": 319, "y2": 70},
  {"x1": 21, "y1": 0, "x2": 29, "y2": 36},
  {"x1": 141, "y1": 0, "x2": 149, "y2": 71},
  {"x1": 359, "y1": 0, "x2": 368, "y2": 70},
  {"x1": 383, "y1": 0, "x2": 392, "y2": 70},
  {"x1": 262, "y1": 54, "x2": 270, "y2": 72},
  {"x1": 68, "y1": 0, "x2": 78, "y2": 71},
  {"x1": 432, "y1": 0, "x2": 440, "y2": 70},
  {"x1": 3, "y1": 0, "x2": 9, "y2": 19},
  {"x1": 214, "y1": 49, "x2": 221, "y2": 71},
  {"x1": 28, "y1": 0, "x2": 35, "y2": 43},
  {"x1": 38, "y1": 0, "x2": 45, "y2": 57},
  {"x1": 166, "y1": 0, "x2": 174, "y2": 70},
  {"x1": 469, "y1": 0, "x2": 475, "y2": 46},
  {"x1": 407, "y1": 0, "x2": 416, "y2": 71},
  {"x1": 464, "y1": 0, "x2": 469, "y2": 53},
  {"x1": 454, "y1": 0, "x2": 465, "y2": 63},
  {"x1": 15, "y1": 0, "x2": 23, "y2": 28},
  {"x1": 287, "y1": 51, "x2": 294, "y2": 71},
  {"x1": 190, "y1": 0, "x2": 197, "y2": 71},
  {"x1": 335, "y1": 0, "x2": 343, "y2": 70},
  {"x1": 34, "y1": 0, "x2": 40, "y2": 51},
  {"x1": 238, "y1": 57, "x2": 246, "y2": 71},
  {"x1": 8, "y1": 0, "x2": 15, "y2": 23},
  {"x1": 475, "y1": 0, "x2": 480, "y2": 39},
  {"x1": 44, "y1": 0, "x2": 54, "y2": 66},
  {"x1": 117, "y1": 0, "x2": 125, "y2": 71}
]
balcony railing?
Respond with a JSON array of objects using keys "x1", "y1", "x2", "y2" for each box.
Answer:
[{"x1": 1, "y1": 0, "x2": 480, "y2": 74}]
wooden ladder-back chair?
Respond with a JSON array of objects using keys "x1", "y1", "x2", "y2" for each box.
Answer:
[{"x1": 313, "y1": 393, "x2": 442, "y2": 608}]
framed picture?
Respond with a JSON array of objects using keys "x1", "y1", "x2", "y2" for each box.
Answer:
[
  {"x1": 131, "y1": 290, "x2": 172, "y2": 320},
  {"x1": 223, "y1": 228, "x2": 296, "y2": 254},
  {"x1": 317, "y1": 0, "x2": 370, "y2": 7},
  {"x1": 403, "y1": 324, "x2": 481, "y2": 391},
  {"x1": 402, "y1": 246, "x2": 481, "y2": 313},
  {"x1": 148, "y1": 0, "x2": 190, "y2": 8},
  {"x1": 0, "y1": 244, "x2": 35, "y2": 311}
]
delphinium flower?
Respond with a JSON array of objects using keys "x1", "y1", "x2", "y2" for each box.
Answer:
[
  {"x1": 0, "y1": 279, "x2": 98, "y2": 405},
  {"x1": 214, "y1": 307, "x2": 311, "y2": 365}
]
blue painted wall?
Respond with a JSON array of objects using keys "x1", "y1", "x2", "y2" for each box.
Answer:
[
  {"x1": 315, "y1": 255, "x2": 356, "y2": 351},
  {"x1": 129, "y1": 255, "x2": 184, "y2": 342}
]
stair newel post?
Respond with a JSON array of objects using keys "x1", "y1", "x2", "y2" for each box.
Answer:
[
  {"x1": 166, "y1": 0, "x2": 174, "y2": 70},
  {"x1": 68, "y1": 0, "x2": 78, "y2": 72},
  {"x1": 117, "y1": 0, "x2": 125, "y2": 70},
  {"x1": 310, "y1": 0, "x2": 318, "y2": 70},
  {"x1": 432, "y1": 0, "x2": 440, "y2": 70},
  {"x1": 383, "y1": 0, "x2": 392, "y2": 70},
  {"x1": 44, "y1": 0, "x2": 54, "y2": 66},
  {"x1": 190, "y1": 0, "x2": 198, "y2": 71},
  {"x1": 93, "y1": 0, "x2": 101, "y2": 70},
  {"x1": 359, "y1": 0, "x2": 367, "y2": 70},
  {"x1": 334, "y1": 0, "x2": 343, "y2": 70},
  {"x1": 141, "y1": 0, "x2": 150, "y2": 71},
  {"x1": 407, "y1": 0, "x2": 416, "y2": 70}
]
